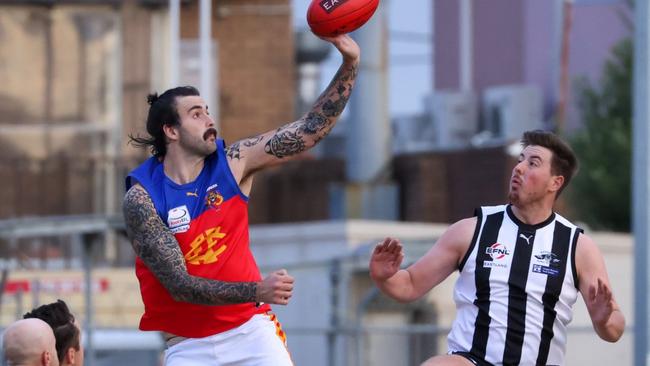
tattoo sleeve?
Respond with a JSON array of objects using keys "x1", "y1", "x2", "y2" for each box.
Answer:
[
  {"x1": 122, "y1": 185, "x2": 257, "y2": 305},
  {"x1": 264, "y1": 60, "x2": 359, "y2": 159}
]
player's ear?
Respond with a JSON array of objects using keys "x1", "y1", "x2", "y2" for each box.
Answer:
[
  {"x1": 67, "y1": 347, "x2": 76, "y2": 364},
  {"x1": 163, "y1": 123, "x2": 179, "y2": 142},
  {"x1": 42, "y1": 350, "x2": 51, "y2": 365},
  {"x1": 549, "y1": 175, "x2": 564, "y2": 193}
]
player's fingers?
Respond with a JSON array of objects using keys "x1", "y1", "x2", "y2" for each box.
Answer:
[
  {"x1": 602, "y1": 281, "x2": 612, "y2": 300},
  {"x1": 597, "y1": 278, "x2": 607, "y2": 298},
  {"x1": 374, "y1": 238, "x2": 391, "y2": 253},
  {"x1": 384, "y1": 237, "x2": 397, "y2": 251},
  {"x1": 275, "y1": 268, "x2": 288, "y2": 276},
  {"x1": 389, "y1": 239, "x2": 403, "y2": 255}
]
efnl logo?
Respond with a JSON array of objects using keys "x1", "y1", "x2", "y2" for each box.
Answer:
[
  {"x1": 484, "y1": 243, "x2": 510, "y2": 269},
  {"x1": 486, "y1": 243, "x2": 511, "y2": 260}
]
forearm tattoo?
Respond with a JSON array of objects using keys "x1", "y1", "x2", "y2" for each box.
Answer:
[
  {"x1": 265, "y1": 61, "x2": 358, "y2": 159},
  {"x1": 122, "y1": 185, "x2": 257, "y2": 305}
]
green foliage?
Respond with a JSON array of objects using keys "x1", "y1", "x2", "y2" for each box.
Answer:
[{"x1": 566, "y1": 38, "x2": 632, "y2": 231}]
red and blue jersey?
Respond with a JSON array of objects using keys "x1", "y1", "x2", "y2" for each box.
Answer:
[{"x1": 126, "y1": 139, "x2": 270, "y2": 338}]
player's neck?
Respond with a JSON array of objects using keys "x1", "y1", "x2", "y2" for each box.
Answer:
[
  {"x1": 510, "y1": 201, "x2": 554, "y2": 226},
  {"x1": 162, "y1": 149, "x2": 205, "y2": 185}
]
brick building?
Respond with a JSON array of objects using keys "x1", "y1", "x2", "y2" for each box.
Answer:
[{"x1": 0, "y1": 0, "x2": 296, "y2": 221}]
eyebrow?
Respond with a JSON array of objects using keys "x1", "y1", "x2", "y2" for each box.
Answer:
[
  {"x1": 187, "y1": 105, "x2": 204, "y2": 114},
  {"x1": 520, "y1": 153, "x2": 543, "y2": 161}
]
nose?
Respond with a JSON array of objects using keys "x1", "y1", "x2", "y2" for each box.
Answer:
[
  {"x1": 513, "y1": 160, "x2": 525, "y2": 175},
  {"x1": 206, "y1": 114, "x2": 215, "y2": 128}
]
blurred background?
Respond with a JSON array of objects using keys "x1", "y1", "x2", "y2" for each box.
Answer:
[{"x1": 0, "y1": 0, "x2": 637, "y2": 365}]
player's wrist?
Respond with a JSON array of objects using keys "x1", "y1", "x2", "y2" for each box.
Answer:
[
  {"x1": 253, "y1": 281, "x2": 261, "y2": 302},
  {"x1": 342, "y1": 55, "x2": 360, "y2": 66}
]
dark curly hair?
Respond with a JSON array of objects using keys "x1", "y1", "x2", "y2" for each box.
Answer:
[
  {"x1": 129, "y1": 86, "x2": 201, "y2": 157},
  {"x1": 23, "y1": 299, "x2": 79, "y2": 364}
]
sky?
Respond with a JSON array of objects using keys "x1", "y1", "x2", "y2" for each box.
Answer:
[{"x1": 291, "y1": 0, "x2": 432, "y2": 117}]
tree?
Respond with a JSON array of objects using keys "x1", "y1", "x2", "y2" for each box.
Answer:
[{"x1": 566, "y1": 38, "x2": 632, "y2": 231}]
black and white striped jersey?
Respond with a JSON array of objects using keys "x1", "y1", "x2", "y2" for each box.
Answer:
[{"x1": 447, "y1": 204, "x2": 583, "y2": 366}]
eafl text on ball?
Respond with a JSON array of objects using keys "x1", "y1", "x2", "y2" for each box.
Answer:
[{"x1": 307, "y1": 0, "x2": 380, "y2": 37}]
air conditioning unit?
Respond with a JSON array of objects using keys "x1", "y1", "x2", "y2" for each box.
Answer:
[
  {"x1": 392, "y1": 114, "x2": 436, "y2": 153},
  {"x1": 482, "y1": 85, "x2": 543, "y2": 141},
  {"x1": 426, "y1": 91, "x2": 478, "y2": 149}
]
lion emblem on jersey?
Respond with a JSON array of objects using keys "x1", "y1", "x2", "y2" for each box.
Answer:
[{"x1": 205, "y1": 189, "x2": 224, "y2": 210}]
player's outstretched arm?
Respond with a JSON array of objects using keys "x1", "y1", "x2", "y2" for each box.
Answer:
[
  {"x1": 122, "y1": 184, "x2": 294, "y2": 305},
  {"x1": 576, "y1": 233, "x2": 625, "y2": 342},
  {"x1": 226, "y1": 34, "x2": 360, "y2": 186},
  {"x1": 369, "y1": 218, "x2": 475, "y2": 303}
]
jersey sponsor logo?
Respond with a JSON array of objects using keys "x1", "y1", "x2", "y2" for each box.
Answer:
[
  {"x1": 167, "y1": 205, "x2": 191, "y2": 234},
  {"x1": 532, "y1": 264, "x2": 560, "y2": 276},
  {"x1": 483, "y1": 260, "x2": 508, "y2": 269},
  {"x1": 185, "y1": 227, "x2": 228, "y2": 265},
  {"x1": 483, "y1": 243, "x2": 511, "y2": 269},
  {"x1": 486, "y1": 243, "x2": 511, "y2": 260}
]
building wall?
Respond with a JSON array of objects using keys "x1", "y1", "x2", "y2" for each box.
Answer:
[
  {"x1": 472, "y1": 0, "x2": 525, "y2": 91},
  {"x1": 393, "y1": 146, "x2": 514, "y2": 223},
  {"x1": 433, "y1": 0, "x2": 630, "y2": 125},
  {"x1": 0, "y1": 0, "x2": 295, "y2": 221},
  {"x1": 180, "y1": 0, "x2": 295, "y2": 144}
]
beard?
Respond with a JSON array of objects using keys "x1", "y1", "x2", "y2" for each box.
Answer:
[{"x1": 508, "y1": 189, "x2": 521, "y2": 206}]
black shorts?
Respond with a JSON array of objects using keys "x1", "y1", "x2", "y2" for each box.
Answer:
[{"x1": 450, "y1": 351, "x2": 494, "y2": 366}]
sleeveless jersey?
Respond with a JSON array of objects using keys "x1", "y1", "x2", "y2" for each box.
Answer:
[
  {"x1": 126, "y1": 139, "x2": 270, "y2": 338},
  {"x1": 447, "y1": 204, "x2": 582, "y2": 366}
]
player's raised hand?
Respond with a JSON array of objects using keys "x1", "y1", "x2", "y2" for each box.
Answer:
[
  {"x1": 369, "y1": 237, "x2": 404, "y2": 282},
  {"x1": 588, "y1": 278, "x2": 616, "y2": 325},
  {"x1": 320, "y1": 34, "x2": 360, "y2": 63},
  {"x1": 257, "y1": 269, "x2": 294, "y2": 305}
]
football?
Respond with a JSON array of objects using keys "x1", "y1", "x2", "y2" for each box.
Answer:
[{"x1": 307, "y1": 0, "x2": 380, "y2": 38}]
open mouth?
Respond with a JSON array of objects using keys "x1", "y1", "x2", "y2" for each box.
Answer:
[{"x1": 203, "y1": 128, "x2": 217, "y2": 141}]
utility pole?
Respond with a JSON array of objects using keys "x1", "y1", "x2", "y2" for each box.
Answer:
[{"x1": 633, "y1": 0, "x2": 650, "y2": 365}]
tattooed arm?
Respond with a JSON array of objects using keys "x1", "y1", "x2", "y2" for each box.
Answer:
[
  {"x1": 123, "y1": 184, "x2": 294, "y2": 305},
  {"x1": 226, "y1": 34, "x2": 360, "y2": 188}
]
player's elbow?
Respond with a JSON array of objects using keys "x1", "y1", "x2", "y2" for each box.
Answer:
[
  {"x1": 161, "y1": 277, "x2": 193, "y2": 303},
  {"x1": 166, "y1": 285, "x2": 188, "y2": 302}
]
